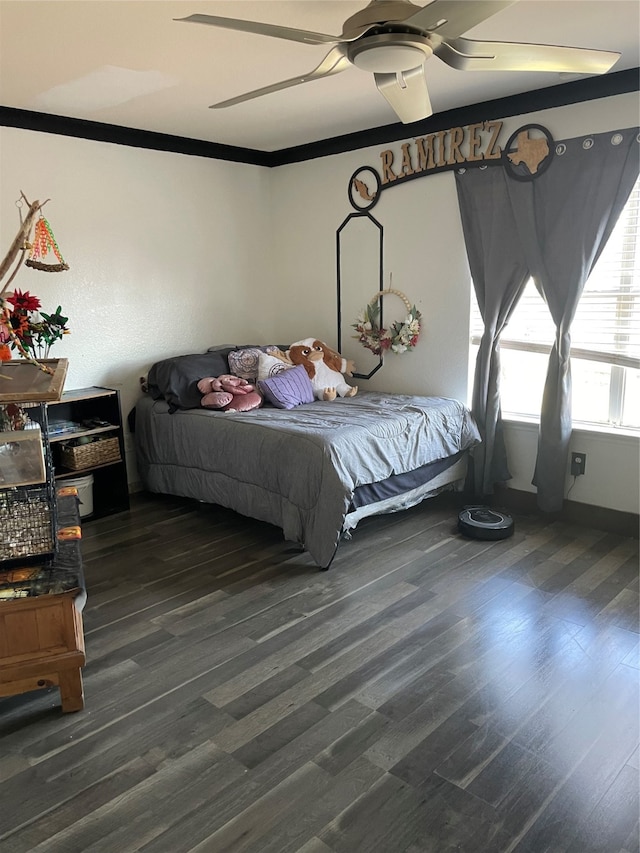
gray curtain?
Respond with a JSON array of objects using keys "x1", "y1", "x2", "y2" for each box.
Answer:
[
  {"x1": 455, "y1": 166, "x2": 530, "y2": 495},
  {"x1": 506, "y1": 128, "x2": 639, "y2": 510},
  {"x1": 456, "y1": 127, "x2": 639, "y2": 509}
]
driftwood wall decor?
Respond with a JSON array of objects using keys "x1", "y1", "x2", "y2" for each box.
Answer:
[{"x1": 0, "y1": 193, "x2": 70, "y2": 384}]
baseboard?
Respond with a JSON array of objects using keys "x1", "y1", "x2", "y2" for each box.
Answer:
[
  {"x1": 491, "y1": 486, "x2": 639, "y2": 539},
  {"x1": 125, "y1": 481, "x2": 638, "y2": 538}
]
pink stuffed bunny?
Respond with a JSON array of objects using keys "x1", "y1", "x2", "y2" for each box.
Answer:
[{"x1": 197, "y1": 374, "x2": 263, "y2": 413}]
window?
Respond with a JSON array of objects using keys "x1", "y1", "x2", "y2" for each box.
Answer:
[{"x1": 469, "y1": 177, "x2": 640, "y2": 430}]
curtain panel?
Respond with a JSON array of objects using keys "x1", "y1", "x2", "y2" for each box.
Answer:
[
  {"x1": 455, "y1": 166, "x2": 530, "y2": 495},
  {"x1": 456, "y1": 127, "x2": 640, "y2": 510}
]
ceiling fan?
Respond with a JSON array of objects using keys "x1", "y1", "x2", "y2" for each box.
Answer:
[{"x1": 175, "y1": 0, "x2": 621, "y2": 124}]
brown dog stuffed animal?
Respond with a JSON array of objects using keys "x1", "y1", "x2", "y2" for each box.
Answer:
[{"x1": 287, "y1": 339, "x2": 357, "y2": 401}]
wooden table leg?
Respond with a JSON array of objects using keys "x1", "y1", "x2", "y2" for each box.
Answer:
[{"x1": 58, "y1": 668, "x2": 84, "y2": 713}]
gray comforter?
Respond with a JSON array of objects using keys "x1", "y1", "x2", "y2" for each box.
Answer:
[{"x1": 134, "y1": 391, "x2": 480, "y2": 568}]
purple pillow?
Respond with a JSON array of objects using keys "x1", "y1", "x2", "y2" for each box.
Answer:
[{"x1": 258, "y1": 364, "x2": 314, "y2": 410}]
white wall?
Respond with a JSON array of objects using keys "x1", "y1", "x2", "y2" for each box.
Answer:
[
  {"x1": 504, "y1": 420, "x2": 640, "y2": 515},
  {"x1": 1, "y1": 92, "x2": 638, "y2": 514},
  {"x1": 271, "y1": 92, "x2": 640, "y2": 514},
  {"x1": 0, "y1": 128, "x2": 279, "y2": 479},
  {"x1": 271, "y1": 156, "x2": 470, "y2": 399}
]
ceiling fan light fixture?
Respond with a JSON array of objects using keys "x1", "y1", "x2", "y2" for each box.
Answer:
[
  {"x1": 351, "y1": 42, "x2": 431, "y2": 73},
  {"x1": 178, "y1": 0, "x2": 624, "y2": 126}
]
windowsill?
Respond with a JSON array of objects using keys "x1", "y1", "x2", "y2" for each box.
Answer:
[{"x1": 502, "y1": 414, "x2": 640, "y2": 440}]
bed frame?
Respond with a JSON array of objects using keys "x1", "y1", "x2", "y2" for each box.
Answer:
[{"x1": 134, "y1": 384, "x2": 480, "y2": 569}]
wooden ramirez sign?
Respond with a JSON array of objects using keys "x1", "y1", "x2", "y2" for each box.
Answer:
[
  {"x1": 380, "y1": 120, "x2": 504, "y2": 183},
  {"x1": 348, "y1": 123, "x2": 555, "y2": 211}
]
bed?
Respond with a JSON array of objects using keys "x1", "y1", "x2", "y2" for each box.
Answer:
[{"x1": 133, "y1": 346, "x2": 480, "y2": 568}]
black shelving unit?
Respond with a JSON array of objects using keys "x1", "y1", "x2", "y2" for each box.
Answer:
[{"x1": 47, "y1": 387, "x2": 129, "y2": 519}]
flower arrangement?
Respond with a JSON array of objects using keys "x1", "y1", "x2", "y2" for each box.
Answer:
[
  {"x1": 0, "y1": 289, "x2": 70, "y2": 361},
  {"x1": 352, "y1": 288, "x2": 422, "y2": 356}
]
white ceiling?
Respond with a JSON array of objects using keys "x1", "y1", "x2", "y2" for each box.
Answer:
[{"x1": 1, "y1": 1, "x2": 638, "y2": 153}]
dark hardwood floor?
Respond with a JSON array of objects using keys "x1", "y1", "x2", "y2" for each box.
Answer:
[{"x1": 1, "y1": 492, "x2": 638, "y2": 853}]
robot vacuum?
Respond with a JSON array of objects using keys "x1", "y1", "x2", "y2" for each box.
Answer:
[{"x1": 458, "y1": 506, "x2": 514, "y2": 540}]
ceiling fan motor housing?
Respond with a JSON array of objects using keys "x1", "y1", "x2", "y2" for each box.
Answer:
[
  {"x1": 341, "y1": 0, "x2": 427, "y2": 36},
  {"x1": 349, "y1": 33, "x2": 434, "y2": 72}
]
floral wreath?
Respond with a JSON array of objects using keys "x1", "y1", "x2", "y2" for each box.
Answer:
[{"x1": 352, "y1": 288, "x2": 422, "y2": 356}]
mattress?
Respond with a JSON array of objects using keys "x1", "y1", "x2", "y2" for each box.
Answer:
[{"x1": 134, "y1": 391, "x2": 480, "y2": 568}]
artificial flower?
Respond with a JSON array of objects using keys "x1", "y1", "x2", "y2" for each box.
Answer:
[
  {"x1": 7, "y1": 289, "x2": 41, "y2": 312},
  {"x1": 2, "y1": 291, "x2": 70, "y2": 359},
  {"x1": 352, "y1": 300, "x2": 422, "y2": 357}
]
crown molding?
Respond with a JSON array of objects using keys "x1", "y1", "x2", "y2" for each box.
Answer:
[{"x1": 1, "y1": 67, "x2": 637, "y2": 168}]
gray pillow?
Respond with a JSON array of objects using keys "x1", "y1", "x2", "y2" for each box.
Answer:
[{"x1": 147, "y1": 348, "x2": 234, "y2": 412}]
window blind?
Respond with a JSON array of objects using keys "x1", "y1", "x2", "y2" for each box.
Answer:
[{"x1": 471, "y1": 177, "x2": 640, "y2": 370}]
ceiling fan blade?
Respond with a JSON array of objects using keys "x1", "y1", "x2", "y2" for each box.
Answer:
[
  {"x1": 175, "y1": 13, "x2": 341, "y2": 46},
  {"x1": 374, "y1": 66, "x2": 433, "y2": 124},
  {"x1": 404, "y1": 1, "x2": 516, "y2": 40},
  {"x1": 210, "y1": 47, "x2": 351, "y2": 109},
  {"x1": 436, "y1": 36, "x2": 621, "y2": 73}
]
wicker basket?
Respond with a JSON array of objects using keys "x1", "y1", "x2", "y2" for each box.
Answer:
[{"x1": 60, "y1": 436, "x2": 121, "y2": 471}]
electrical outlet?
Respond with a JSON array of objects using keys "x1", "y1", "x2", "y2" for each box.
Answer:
[{"x1": 570, "y1": 452, "x2": 586, "y2": 476}]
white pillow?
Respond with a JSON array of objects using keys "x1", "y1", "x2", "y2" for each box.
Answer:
[{"x1": 257, "y1": 351, "x2": 291, "y2": 380}]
